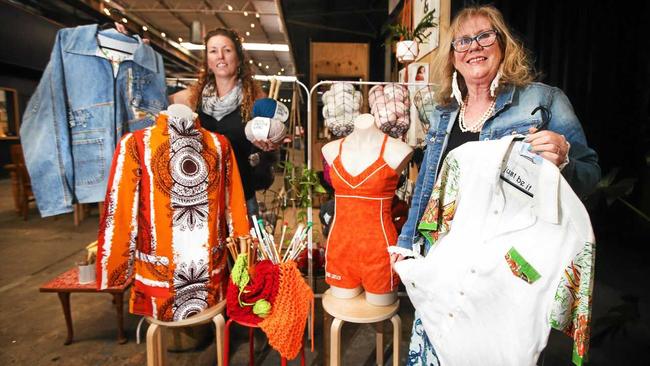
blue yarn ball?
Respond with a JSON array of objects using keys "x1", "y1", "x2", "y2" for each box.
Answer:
[{"x1": 252, "y1": 98, "x2": 289, "y2": 122}]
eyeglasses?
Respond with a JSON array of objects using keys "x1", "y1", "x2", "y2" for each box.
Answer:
[{"x1": 451, "y1": 30, "x2": 498, "y2": 52}]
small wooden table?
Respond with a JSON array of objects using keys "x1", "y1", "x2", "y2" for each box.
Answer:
[{"x1": 39, "y1": 267, "x2": 133, "y2": 345}]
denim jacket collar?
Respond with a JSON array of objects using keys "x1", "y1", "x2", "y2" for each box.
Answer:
[{"x1": 63, "y1": 24, "x2": 160, "y2": 73}]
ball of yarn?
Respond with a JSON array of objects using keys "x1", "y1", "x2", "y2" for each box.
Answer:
[
  {"x1": 253, "y1": 98, "x2": 289, "y2": 122},
  {"x1": 330, "y1": 82, "x2": 355, "y2": 95},
  {"x1": 245, "y1": 117, "x2": 287, "y2": 144}
]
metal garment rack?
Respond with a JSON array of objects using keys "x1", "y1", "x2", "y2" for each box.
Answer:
[{"x1": 306, "y1": 80, "x2": 435, "y2": 294}]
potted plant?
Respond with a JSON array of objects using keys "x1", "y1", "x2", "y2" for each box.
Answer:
[{"x1": 387, "y1": 9, "x2": 438, "y2": 62}]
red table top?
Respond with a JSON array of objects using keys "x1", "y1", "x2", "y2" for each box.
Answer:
[{"x1": 39, "y1": 267, "x2": 132, "y2": 293}]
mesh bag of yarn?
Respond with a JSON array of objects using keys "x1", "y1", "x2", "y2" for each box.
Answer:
[
  {"x1": 321, "y1": 82, "x2": 362, "y2": 137},
  {"x1": 369, "y1": 83, "x2": 411, "y2": 138},
  {"x1": 413, "y1": 86, "x2": 436, "y2": 131},
  {"x1": 245, "y1": 98, "x2": 289, "y2": 144}
]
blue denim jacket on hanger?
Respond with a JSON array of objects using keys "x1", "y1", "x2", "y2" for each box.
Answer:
[
  {"x1": 20, "y1": 24, "x2": 167, "y2": 217},
  {"x1": 397, "y1": 82, "x2": 600, "y2": 252}
]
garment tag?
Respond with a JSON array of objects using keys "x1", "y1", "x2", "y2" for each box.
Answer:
[
  {"x1": 518, "y1": 142, "x2": 543, "y2": 165},
  {"x1": 500, "y1": 142, "x2": 537, "y2": 197},
  {"x1": 250, "y1": 117, "x2": 271, "y2": 140}
]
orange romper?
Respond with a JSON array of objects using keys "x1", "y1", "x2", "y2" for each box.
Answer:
[{"x1": 325, "y1": 135, "x2": 400, "y2": 294}]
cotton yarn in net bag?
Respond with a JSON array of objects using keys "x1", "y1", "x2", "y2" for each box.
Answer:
[
  {"x1": 369, "y1": 83, "x2": 411, "y2": 138},
  {"x1": 321, "y1": 83, "x2": 361, "y2": 137},
  {"x1": 413, "y1": 87, "x2": 436, "y2": 129}
]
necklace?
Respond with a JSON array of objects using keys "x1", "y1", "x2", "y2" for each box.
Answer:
[{"x1": 459, "y1": 97, "x2": 497, "y2": 133}]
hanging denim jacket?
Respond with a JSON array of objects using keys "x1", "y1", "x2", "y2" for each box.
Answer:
[
  {"x1": 20, "y1": 24, "x2": 167, "y2": 216},
  {"x1": 397, "y1": 83, "x2": 600, "y2": 253}
]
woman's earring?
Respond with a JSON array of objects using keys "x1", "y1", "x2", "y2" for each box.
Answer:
[
  {"x1": 490, "y1": 67, "x2": 502, "y2": 97},
  {"x1": 237, "y1": 66, "x2": 242, "y2": 76},
  {"x1": 451, "y1": 70, "x2": 464, "y2": 106}
]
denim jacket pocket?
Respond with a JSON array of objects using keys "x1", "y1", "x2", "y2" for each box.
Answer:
[
  {"x1": 128, "y1": 72, "x2": 163, "y2": 126},
  {"x1": 72, "y1": 136, "x2": 105, "y2": 186},
  {"x1": 489, "y1": 119, "x2": 541, "y2": 139}
]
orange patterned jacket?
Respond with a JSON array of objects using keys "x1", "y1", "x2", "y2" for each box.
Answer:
[{"x1": 96, "y1": 113, "x2": 250, "y2": 321}]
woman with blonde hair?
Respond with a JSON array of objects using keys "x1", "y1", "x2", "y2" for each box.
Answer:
[{"x1": 393, "y1": 4, "x2": 600, "y2": 365}]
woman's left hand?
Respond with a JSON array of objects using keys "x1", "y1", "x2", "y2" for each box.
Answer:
[
  {"x1": 526, "y1": 128, "x2": 569, "y2": 167},
  {"x1": 252, "y1": 139, "x2": 279, "y2": 152}
]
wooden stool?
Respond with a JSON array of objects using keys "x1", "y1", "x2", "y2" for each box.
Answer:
[
  {"x1": 223, "y1": 318, "x2": 306, "y2": 366},
  {"x1": 322, "y1": 289, "x2": 401, "y2": 366},
  {"x1": 145, "y1": 301, "x2": 226, "y2": 366}
]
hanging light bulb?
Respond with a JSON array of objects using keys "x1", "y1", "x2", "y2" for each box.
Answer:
[
  {"x1": 249, "y1": 60, "x2": 253, "y2": 64},
  {"x1": 250, "y1": 23, "x2": 255, "y2": 28},
  {"x1": 256, "y1": 13, "x2": 260, "y2": 18},
  {"x1": 142, "y1": 25, "x2": 148, "y2": 31},
  {"x1": 121, "y1": 17, "x2": 128, "y2": 23},
  {"x1": 244, "y1": 11, "x2": 249, "y2": 16},
  {"x1": 246, "y1": 31, "x2": 250, "y2": 36},
  {"x1": 161, "y1": 32, "x2": 166, "y2": 38},
  {"x1": 227, "y1": 4, "x2": 233, "y2": 11}
]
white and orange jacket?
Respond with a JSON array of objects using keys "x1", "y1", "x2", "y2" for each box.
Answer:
[{"x1": 96, "y1": 113, "x2": 249, "y2": 321}]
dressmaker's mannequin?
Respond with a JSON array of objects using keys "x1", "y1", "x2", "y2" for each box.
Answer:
[{"x1": 322, "y1": 113, "x2": 413, "y2": 305}]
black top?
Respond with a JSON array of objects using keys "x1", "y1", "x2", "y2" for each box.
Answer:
[
  {"x1": 197, "y1": 106, "x2": 255, "y2": 200},
  {"x1": 437, "y1": 117, "x2": 480, "y2": 175}
]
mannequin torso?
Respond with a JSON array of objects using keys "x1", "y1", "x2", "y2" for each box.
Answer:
[{"x1": 322, "y1": 113, "x2": 413, "y2": 306}]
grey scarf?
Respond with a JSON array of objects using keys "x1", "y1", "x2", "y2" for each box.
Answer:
[{"x1": 201, "y1": 81, "x2": 243, "y2": 121}]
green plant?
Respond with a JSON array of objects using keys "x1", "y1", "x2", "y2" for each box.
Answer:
[
  {"x1": 586, "y1": 167, "x2": 650, "y2": 223},
  {"x1": 279, "y1": 160, "x2": 327, "y2": 223},
  {"x1": 387, "y1": 9, "x2": 438, "y2": 42}
]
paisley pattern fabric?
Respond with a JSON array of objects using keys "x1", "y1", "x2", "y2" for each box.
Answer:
[{"x1": 97, "y1": 113, "x2": 249, "y2": 321}]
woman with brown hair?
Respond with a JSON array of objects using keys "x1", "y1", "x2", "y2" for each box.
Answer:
[{"x1": 170, "y1": 28, "x2": 274, "y2": 217}]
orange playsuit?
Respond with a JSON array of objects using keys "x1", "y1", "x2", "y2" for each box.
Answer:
[{"x1": 325, "y1": 135, "x2": 400, "y2": 294}]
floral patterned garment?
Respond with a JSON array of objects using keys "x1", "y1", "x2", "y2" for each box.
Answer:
[
  {"x1": 96, "y1": 113, "x2": 250, "y2": 321},
  {"x1": 413, "y1": 143, "x2": 594, "y2": 366}
]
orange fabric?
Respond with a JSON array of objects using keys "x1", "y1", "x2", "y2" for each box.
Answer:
[
  {"x1": 325, "y1": 135, "x2": 400, "y2": 293},
  {"x1": 259, "y1": 261, "x2": 314, "y2": 360},
  {"x1": 96, "y1": 114, "x2": 249, "y2": 321}
]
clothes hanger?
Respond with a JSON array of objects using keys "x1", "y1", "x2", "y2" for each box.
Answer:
[
  {"x1": 97, "y1": 19, "x2": 138, "y2": 55},
  {"x1": 498, "y1": 105, "x2": 551, "y2": 197}
]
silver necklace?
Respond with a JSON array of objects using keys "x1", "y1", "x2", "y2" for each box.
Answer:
[{"x1": 459, "y1": 97, "x2": 496, "y2": 133}]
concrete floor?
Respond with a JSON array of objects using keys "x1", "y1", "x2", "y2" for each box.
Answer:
[{"x1": 0, "y1": 177, "x2": 648, "y2": 365}]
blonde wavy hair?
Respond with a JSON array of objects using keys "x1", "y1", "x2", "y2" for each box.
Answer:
[
  {"x1": 190, "y1": 28, "x2": 261, "y2": 122},
  {"x1": 431, "y1": 5, "x2": 535, "y2": 106}
]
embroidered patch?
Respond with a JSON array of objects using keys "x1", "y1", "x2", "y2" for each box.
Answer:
[{"x1": 505, "y1": 247, "x2": 541, "y2": 284}]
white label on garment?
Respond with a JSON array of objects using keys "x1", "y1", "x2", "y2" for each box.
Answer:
[
  {"x1": 250, "y1": 117, "x2": 271, "y2": 140},
  {"x1": 501, "y1": 143, "x2": 537, "y2": 197}
]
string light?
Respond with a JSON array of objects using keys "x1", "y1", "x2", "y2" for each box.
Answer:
[
  {"x1": 246, "y1": 31, "x2": 250, "y2": 36},
  {"x1": 258, "y1": 62, "x2": 262, "y2": 67},
  {"x1": 250, "y1": 23, "x2": 255, "y2": 28},
  {"x1": 244, "y1": 11, "x2": 249, "y2": 16},
  {"x1": 103, "y1": 8, "x2": 111, "y2": 16},
  {"x1": 227, "y1": 4, "x2": 233, "y2": 11},
  {"x1": 121, "y1": 18, "x2": 128, "y2": 23},
  {"x1": 142, "y1": 25, "x2": 148, "y2": 31},
  {"x1": 161, "y1": 32, "x2": 166, "y2": 38},
  {"x1": 178, "y1": 37, "x2": 183, "y2": 42},
  {"x1": 249, "y1": 60, "x2": 253, "y2": 64},
  {"x1": 265, "y1": 65, "x2": 269, "y2": 69},
  {"x1": 281, "y1": 68, "x2": 285, "y2": 72},
  {"x1": 256, "y1": 13, "x2": 260, "y2": 18}
]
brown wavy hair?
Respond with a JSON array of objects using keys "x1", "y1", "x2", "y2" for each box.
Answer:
[
  {"x1": 431, "y1": 5, "x2": 536, "y2": 106},
  {"x1": 189, "y1": 28, "x2": 261, "y2": 122}
]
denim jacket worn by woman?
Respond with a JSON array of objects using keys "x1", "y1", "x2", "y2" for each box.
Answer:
[
  {"x1": 20, "y1": 24, "x2": 167, "y2": 217},
  {"x1": 397, "y1": 82, "x2": 601, "y2": 252}
]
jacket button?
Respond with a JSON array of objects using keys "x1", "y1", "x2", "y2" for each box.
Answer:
[
  {"x1": 448, "y1": 313, "x2": 454, "y2": 318},
  {"x1": 411, "y1": 282, "x2": 416, "y2": 288}
]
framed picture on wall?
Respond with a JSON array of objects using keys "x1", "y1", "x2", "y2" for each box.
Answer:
[
  {"x1": 0, "y1": 87, "x2": 20, "y2": 139},
  {"x1": 413, "y1": 0, "x2": 441, "y2": 60}
]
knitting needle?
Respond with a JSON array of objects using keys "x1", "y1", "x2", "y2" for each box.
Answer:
[{"x1": 278, "y1": 221, "x2": 288, "y2": 258}]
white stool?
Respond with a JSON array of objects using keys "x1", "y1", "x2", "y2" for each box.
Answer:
[
  {"x1": 322, "y1": 289, "x2": 401, "y2": 366},
  {"x1": 145, "y1": 300, "x2": 226, "y2": 366}
]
